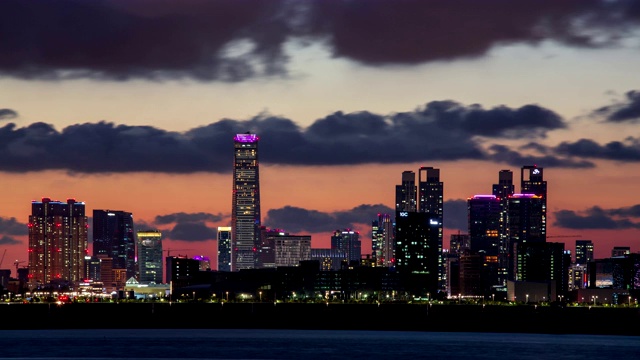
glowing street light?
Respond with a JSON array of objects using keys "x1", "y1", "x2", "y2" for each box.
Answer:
[
  {"x1": 226, "y1": 291, "x2": 229, "y2": 301},
  {"x1": 259, "y1": 291, "x2": 262, "y2": 302}
]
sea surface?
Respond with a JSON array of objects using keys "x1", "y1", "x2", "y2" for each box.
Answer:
[{"x1": 0, "y1": 329, "x2": 638, "y2": 359}]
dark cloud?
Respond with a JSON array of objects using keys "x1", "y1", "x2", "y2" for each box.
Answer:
[
  {"x1": 443, "y1": 199, "x2": 468, "y2": 232},
  {"x1": 1, "y1": 1, "x2": 638, "y2": 81},
  {"x1": 554, "y1": 138, "x2": 640, "y2": 161},
  {"x1": 265, "y1": 204, "x2": 394, "y2": 234},
  {"x1": 165, "y1": 222, "x2": 217, "y2": 242},
  {"x1": 488, "y1": 144, "x2": 595, "y2": 168},
  {"x1": 0, "y1": 217, "x2": 28, "y2": 236},
  {"x1": 0, "y1": 100, "x2": 586, "y2": 173},
  {"x1": 155, "y1": 212, "x2": 224, "y2": 225},
  {"x1": 0, "y1": 109, "x2": 18, "y2": 120},
  {"x1": 0, "y1": 235, "x2": 21, "y2": 245},
  {"x1": 594, "y1": 90, "x2": 640, "y2": 123},
  {"x1": 606, "y1": 204, "x2": 640, "y2": 217},
  {"x1": 554, "y1": 207, "x2": 640, "y2": 230}
]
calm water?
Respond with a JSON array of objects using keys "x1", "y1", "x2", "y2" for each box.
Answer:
[{"x1": 0, "y1": 329, "x2": 638, "y2": 359}]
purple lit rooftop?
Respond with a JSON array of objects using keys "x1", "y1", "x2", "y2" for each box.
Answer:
[
  {"x1": 234, "y1": 133, "x2": 259, "y2": 143},
  {"x1": 511, "y1": 193, "x2": 542, "y2": 198},
  {"x1": 471, "y1": 195, "x2": 497, "y2": 199}
]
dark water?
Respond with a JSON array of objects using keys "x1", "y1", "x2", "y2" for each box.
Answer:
[{"x1": 0, "y1": 329, "x2": 638, "y2": 359}]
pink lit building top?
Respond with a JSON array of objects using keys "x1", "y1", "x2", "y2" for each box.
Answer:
[{"x1": 234, "y1": 133, "x2": 259, "y2": 143}]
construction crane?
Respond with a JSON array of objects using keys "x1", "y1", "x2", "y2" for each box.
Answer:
[
  {"x1": 163, "y1": 249, "x2": 195, "y2": 257},
  {"x1": 14, "y1": 260, "x2": 26, "y2": 275},
  {"x1": 0, "y1": 249, "x2": 6, "y2": 268}
]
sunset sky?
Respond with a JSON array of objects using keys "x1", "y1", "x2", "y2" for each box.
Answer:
[{"x1": 2, "y1": 0, "x2": 640, "y2": 274}]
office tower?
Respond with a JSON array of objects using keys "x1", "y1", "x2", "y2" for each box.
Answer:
[
  {"x1": 83, "y1": 255, "x2": 101, "y2": 281},
  {"x1": 459, "y1": 249, "x2": 483, "y2": 297},
  {"x1": 418, "y1": 167, "x2": 444, "y2": 290},
  {"x1": 514, "y1": 242, "x2": 569, "y2": 297},
  {"x1": 275, "y1": 234, "x2": 312, "y2": 267},
  {"x1": 449, "y1": 232, "x2": 470, "y2": 255},
  {"x1": 232, "y1": 133, "x2": 261, "y2": 271},
  {"x1": 575, "y1": 240, "x2": 594, "y2": 265},
  {"x1": 395, "y1": 211, "x2": 440, "y2": 295},
  {"x1": 492, "y1": 170, "x2": 514, "y2": 285},
  {"x1": 217, "y1": 226, "x2": 232, "y2": 272},
  {"x1": 468, "y1": 194, "x2": 502, "y2": 294},
  {"x1": 506, "y1": 193, "x2": 546, "y2": 281},
  {"x1": 520, "y1": 165, "x2": 547, "y2": 239},
  {"x1": 93, "y1": 210, "x2": 136, "y2": 280},
  {"x1": 468, "y1": 195, "x2": 501, "y2": 254},
  {"x1": 372, "y1": 213, "x2": 394, "y2": 267},
  {"x1": 331, "y1": 229, "x2": 361, "y2": 264},
  {"x1": 395, "y1": 171, "x2": 416, "y2": 211},
  {"x1": 28, "y1": 198, "x2": 88, "y2": 286},
  {"x1": 137, "y1": 230, "x2": 163, "y2": 284},
  {"x1": 612, "y1": 246, "x2": 631, "y2": 257}
]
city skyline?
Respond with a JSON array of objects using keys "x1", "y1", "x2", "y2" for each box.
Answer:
[{"x1": 2, "y1": 1, "x2": 640, "y2": 273}]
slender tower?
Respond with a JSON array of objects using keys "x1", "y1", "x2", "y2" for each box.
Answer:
[
  {"x1": 492, "y1": 170, "x2": 514, "y2": 286},
  {"x1": 418, "y1": 167, "x2": 444, "y2": 290},
  {"x1": 231, "y1": 133, "x2": 261, "y2": 271}
]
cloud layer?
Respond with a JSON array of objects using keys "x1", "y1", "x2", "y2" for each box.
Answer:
[
  {"x1": 0, "y1": 99, "x2": 603, "y2": 173},
  {"x1": 1, "y1": 0, "x2": 638, "y2": 81}
]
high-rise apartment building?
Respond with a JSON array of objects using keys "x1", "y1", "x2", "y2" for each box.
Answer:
[
  {"x1": 232, "y1": 133, "x2": 261, "y2": 271},
  {"x1": 93, "y1": 210, "x2": 136, "y2": 280},
  {"x1": 575, "y1": 240, "x2": 594, "y2": 265},
  {"x1": 331, "y1": 230, "x2": 361, "y2": 264},
  {"x1": 418, "y1": 167, "x2": 444, "y2": 290},
  {"x1": 395, "y1": 171, "x2": 416, "y2": 212},
  {"x1": 137, "y1": 230, "x2": 163, "y2": 284},
  {"x1": 371, "y1": 213, "x2": 394, "y2": 267},
  {"x1": 217, "y1": 226, "x2": 232, "y2": 272},
  {"x1": 468, "y1": 194, "x2": 502, "y2": 294},
  {"x1": 506, "y1": 193, "x2": 546, "y2": 281},
  {"x1": 28, "y1": 198, "x2": 88, "y2": 287},
  {"x1": 492, "y1": 169, "x2": 514, "y2": 285}
]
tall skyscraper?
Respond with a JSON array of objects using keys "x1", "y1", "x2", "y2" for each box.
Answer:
[
  {"x1": 137, "y1": 230, "x2": 163, "y2": 284},
  {"x1": 468, "y1": 195, "x2": 502, "y2": 294},
  {"x1": 371, "y1": 213, "x2": 394, "y2": 267},
  {"x1": 520, "y1": 165, "x2": 547, "y2": 241},
  {"x1": 331, "y1": 229, "x2": 361, "y2": 264},
  {"x1": 93, "y1": 210, "x2": 136, "y2": 280},
  {"x1": 394, "y1": 211, "x2": 440, "y2": 295},
  {"x1": 418, "y1": 167, "x2": 444, "y2": 290},
  {"x1": 575, "y1": 240, "x2": 594, "y2": 265},
  {"x1": 28, "y1": 198, "x2": 88, "y2": 286},
  {"x1": 217, "y1": 226, "x2": 232, "y2": 272},
  {"x1": 506, "y1": 193, "x2": 546, "y2": 281},
  {"x1": 492, "y1": 169, "x2": 514, "y2": 285},
  {"x1": 232, "y1": 133, "x2": 261, "y2": 271},
  {"x1": 395, "y1": 171, "x2": 416, "y2": 212}
]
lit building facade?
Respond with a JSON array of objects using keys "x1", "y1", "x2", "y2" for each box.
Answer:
[
  {"x1": 395, "y1": 171, "x2": 416, "y2": 212},
  {"x1": 492, "y1": 169, "x2": 514, "y2": 285},
  {"x1": 331, "y1": 230, "x2": 361, "y2": 264},
  {"x1": 275, "y1": 235, "x2": 312, "y2": 267},
  {"x1": 418, "y1": 167, "x2": 444, "y2": 291},
  {"x1": 93, "y1": 210, "x2": 136, "y2": 280},
  {"x1": 394, "y1": 211, "x2": 440, "y2": 295},
  {"x1": 371, "y1": 213, "x2": 394, "y2": 267},
  {"x1": 506, "y1": 193, "x2": 546, "y2": 281},
  {"x1": 575, "y1": 240, "x2": 594, "y2": 265},
  {"x1": 28, "y1": 198, "x2": 88, "y2": 286},
  {"x1": 468, "y1": 194, "x2": 502, "y2": 294},
  {"x1": 137, "y1": 230, "x2": 163, "y2": 284},
  {"x1": 217, "y1": 226, "x2": 232, "y2": 272},
  {"x1": 231, "y1": 133, "x2": 261, "y2": 271}
]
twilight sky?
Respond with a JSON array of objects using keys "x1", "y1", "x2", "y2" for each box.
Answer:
[{"x1": 2, "y1": 0, "x2": 640, "y2": 273}]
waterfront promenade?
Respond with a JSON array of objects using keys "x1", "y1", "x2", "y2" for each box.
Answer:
[{"x1": 1, "y1": 302, "x2": 638, "y2": 335}]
